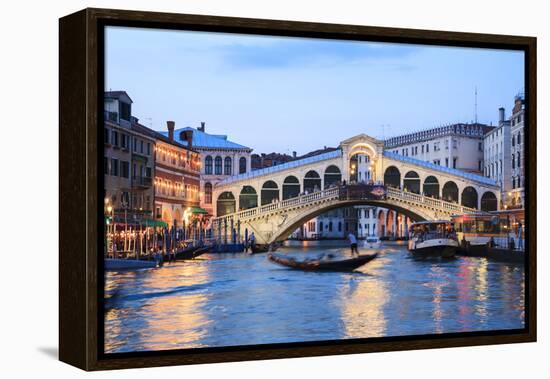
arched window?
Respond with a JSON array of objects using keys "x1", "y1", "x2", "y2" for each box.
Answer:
[
  {"x1": 384, "y1": 166, "x2": 401, "y2": 188},
  {"x1": 461, "y1": 186, "x2": 478, "y2": 209},
  {"x1": 239, "y1": 186, "x2": 258, "y2": 210},
  {"x1": 216, "y1": 192, "x2": 236, "y2": 216},
  {"x1": 403, "y1": 171, "x2": 420, "y2": 194},
  {"x1": 205, "y1": 156, "x2": 213, "y2": 175},
  {"x1": 224, "y1": 157, "x2": 232, "y2": 175},
  {"x1": 239, "y1": 157, "x2": 247, "y2": 174},
  {"x1": 480, "y1": 192, "x2": 498, "y2": 211},
  {"x1": 204, "y1": 182, "x2": 212, "y2": 204},
  {"x1": 282, "y1": 175, "x2": 300, "y2": 199},
  {"x1": 261, "y1": 180, "x2": 279, "y2": 205},
  {"x1": 423, "y1": 176, "x2": 439, "y2": 198},
  {"x1": 324, "y1": 165, "x2": 342, "y2": 189},
  {"x1": 214, "y1": 156, "x2": 222, "y2": 175},
  {"x1": 442, "y1": 181, "x2": 459, "y2": 203},
  {"x1": 303, "y1": 170, "x2": 321, "y2": 193}
]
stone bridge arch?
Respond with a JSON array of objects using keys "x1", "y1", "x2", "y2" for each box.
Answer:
[{"x1": 266, "y1": 199, "x2": 432, "y2": 244}]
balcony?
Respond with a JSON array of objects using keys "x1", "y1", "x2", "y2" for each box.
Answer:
[{"x1": 132, "y1": 176, "x2": 153, "y2": 188}]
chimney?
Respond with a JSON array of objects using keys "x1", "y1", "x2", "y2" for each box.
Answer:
[
  {"x1": 167, "y1": 121, "x2": 175, "y2": 141},
  {"x1": 179, "y1": 130, "x2": 193, "y2": 149},
  {"x1": 199, "y1": 122, "x2": 205, "y2": 132},
  {"x1": 498, "y1": 108, "x2": 505, "y2": 124},
  {"x1": 292, "y1": 151, "x2": 297, "y2": 158}
]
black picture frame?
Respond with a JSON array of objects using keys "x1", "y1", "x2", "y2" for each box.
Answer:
[{"x1": 59, "y1": 8, "x2": 537, "y2": 371}]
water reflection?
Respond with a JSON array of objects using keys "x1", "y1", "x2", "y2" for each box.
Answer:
[{"x1": 104, "y1": 241, "x2": 525, "y2": 353}]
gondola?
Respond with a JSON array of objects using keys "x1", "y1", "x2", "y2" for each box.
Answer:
[
  {"x1": 175, "y1": 245, "x2": 211, "y2": 260},
  {"x1": 267, "y1": 252, "x2": 377, "y2": 271},
  {"x1": 250, "y1": 242, "x2": 281, "y2": 254}
]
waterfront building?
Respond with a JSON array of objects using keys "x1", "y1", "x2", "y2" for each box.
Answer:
[
  {"x1": 104, "y1": 91, "x2": 155, "y2": 221},
  {"x1": 509, "y1": 94, "x2": 525, "y2": 209},
  {"x1": 483, "y1": 107, "x2": 512, "y2": 207},
  {"x1": 251, "y1": 152, "x2": 296, "y2": 170},
  {"x1": 167, "y1": 123, "x2": 253, "y2": 216},
  {"x1": 385, "y1": 123, "x2": 494, "y2": 174},
  {"x1": 153, "y1": 121, "x2": 201, "y2": 228}
]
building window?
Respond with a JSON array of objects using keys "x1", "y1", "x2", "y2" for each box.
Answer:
[
  {"x1": 119, "y1": 102, "x2": 131, "y2": 121},
  {"x1": 512, "y1": 154, "x2": 515, "y2": 169},
  {"x1": 478, "y1": 160, "x2": 482, "y2": 172},
  {"x1": 205, "y1": 156, "x2": 213, "y2": 175},
  {"x1": 140, "y1": 140, "x2": 144, "y2": 154},
  {"x1": 517, "y1": 153, "x2": 521, "y2": 168},
  {"x1": 478, "y1": 142, "x2": 482, "y2": 151},
  {"x1": 214, "y1": 156, "x2": 222, "y2": 175},
  {"x1": 204, "y1": 182, "x2": 212, "y2": 204},
  {"x1": 110, "y1": 158, "x2": 119, "y2": 176},
  {"x1": 120, "y1": 161, "x2": 129, "y2": 178},
  {"x1": 426, "y1": 144, "x2": 429, "y2": 153},
  {"x1": 452, "y1": 157, "x2": 457, "y2": 169},
  {"x1": 239, "y1": 157, "x2": 247, "y2": 174},
  {"x1": 517, "y1": 132, "x2": 521, "y2": 145},
  {"x1": 445, "y1": 157, "x2": 449, "y2": 167},
  {"x1": 328, "y1": 222, "x2": 333, "y2": 232},
  {"x1": 147, "y1": 143, "x2": 151, "y2": 155},
  {"x1": 104, "y1": 128, "x2": 110, "y2": 144},
  {"x1": 104, "y1": 157, "x2": 109, "y2": 173},
  {"x1": 224, "y1": 157, "x2": 232, "y2": 175},
  {"x1": 112, "y1": 130, "x2": 119, "y2": 147},
  {"x1": 338, "y1": 222, "x2": 342, "y2": 232}
]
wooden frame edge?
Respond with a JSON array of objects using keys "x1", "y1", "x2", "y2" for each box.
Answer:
[{"x1": 58, "y1": 8, "x2": 537, "y2": 371}]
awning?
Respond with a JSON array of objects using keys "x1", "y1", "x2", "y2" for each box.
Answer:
[{"x1": 189, "y1": 207, "x2": 209, "y2": 215}]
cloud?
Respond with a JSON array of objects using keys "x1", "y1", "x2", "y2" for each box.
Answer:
[{"x1": 220, "y1": 39, "x2": 421, "y2": 70}]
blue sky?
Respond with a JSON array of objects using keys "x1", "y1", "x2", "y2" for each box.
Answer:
[{"x1": 105, "y1": 26, "x2": 524, "y2": 155}]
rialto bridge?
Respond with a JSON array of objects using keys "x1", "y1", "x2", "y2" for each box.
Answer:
[{"x1": 211, "y1": 134, "x2": 500, "y2": 245}]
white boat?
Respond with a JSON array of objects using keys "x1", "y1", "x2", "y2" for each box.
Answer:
[
  {"x1": 408, "y1": 221, "x2": 458, "y2": 258},
  {"x1": 363, "y1": 236, "x2": 381, "y2": 249}
]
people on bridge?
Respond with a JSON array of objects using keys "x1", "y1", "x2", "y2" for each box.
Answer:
[{"x1": 348, "y1": 232, "x2": 358, "y2": 256}]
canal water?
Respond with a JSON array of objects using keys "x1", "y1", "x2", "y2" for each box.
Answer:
[{"x1": 104, "y1": 241, "x2": 525, "y2": 353}]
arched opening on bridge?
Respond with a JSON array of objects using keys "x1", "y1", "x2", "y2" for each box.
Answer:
[
  {"x1": 423, "y1": 175, "x2": 439, "y2": 198},
  {"x1": 386, "y1": 210, "x2": 395, "y2": 238},
  {"x1": 377, "y1": 209, "x2": 386, "y2": 237},
  {"x1": 282, "y1": 175, "x2": 300, "y2": 200},
  {"x1": 461, "y1": 186, "x2": 478, "y2": 209},
  {"x1": 349, "y1": 153, "x2": 372, "y2": 183},
  {"x1": 303, "y1": 170, "x2": 321, "y2": 193},
  {"x1": 239, "y1": 186, "x2": 257, "y2": 210},
  {"x1": 216, "y1": 191, "x2": 236, "y2": 216},
  {"x1": 384, "y1": 166, "x2": 401, "y2": 188},
  {"x1": 324, "y1": 165, "x2": 342, "y2": 189},
  {"x1": 442, "y1": 181, "x2": 459, "y2": 203},
  {"x1": 261, "y1": 181, "x2": 280, "y2": 205},
  {"x1": 481, "y1": 191, "x2": 498, "y2": 211},
  {"x1": 403, "y1": 171, "x2": 420, "y2": 194}
]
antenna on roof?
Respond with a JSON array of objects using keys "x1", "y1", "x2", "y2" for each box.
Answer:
[{"x1": 474, "y1": 86, "x2": 478, "y2": 124}]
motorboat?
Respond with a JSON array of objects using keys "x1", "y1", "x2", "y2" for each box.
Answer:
[
  {"x1": 363, "y1": 236, "x2": 381, "y2": 249},
  {"x1": 408, "y1": 220, "x2": 458, "y2": 258}
]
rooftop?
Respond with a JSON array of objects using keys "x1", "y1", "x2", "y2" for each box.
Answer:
[
  {"x1": 383, "y1": 151, "x2": 498, "y2": 187},
  {"x1": 161, "y1": 127, "x2": 252, "y2": 151},
  {"x1": 217, "y1": 149, "x2": 343, "y2": 186},
  {"x1": 384, "y1": 123, "x2": 493, "y2": 148}
]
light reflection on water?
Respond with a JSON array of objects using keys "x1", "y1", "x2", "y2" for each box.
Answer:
[{"x1": 104, "y1": 241, "x2": 525, "y2": 353}]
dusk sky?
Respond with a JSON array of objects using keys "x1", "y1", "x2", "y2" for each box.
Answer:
[{"x1": 105, "y1": 26, "x2": 524, "y2": 155}]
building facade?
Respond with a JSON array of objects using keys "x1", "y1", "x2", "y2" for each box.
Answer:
[
  {"x1": 509, "y1": 94, "x2": 525, "y2": 209},
  {"x1": 385, "y1": 123, "x2": 493, "y2": 174},
  {"x1": 104, "y1": 91, "x2": 155, "y2": 221},
  {"x1": 167, "y1": 123, "x2": 253, "y2": 216},
  {"x1": 153, "y1": 121, "x2": 201, "y2": 228}
]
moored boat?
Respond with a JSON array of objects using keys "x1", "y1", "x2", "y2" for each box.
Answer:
[
  {"x1": 267, "y1": 252, "x2": 377, "y2": 271},
  {"x1": 105, "y1": 258, "x2": 159, "y2": 270},
  {"x1": 408, "y1": 221, "x2": 458, "y2": 258},
  {"x1": 363, "y1": 236, "x2": 381, "y2": 250}
]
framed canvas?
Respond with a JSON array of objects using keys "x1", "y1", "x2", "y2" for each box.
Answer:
[{"x1": 59, "y1": 8, "x2": 537, "y2": 371}]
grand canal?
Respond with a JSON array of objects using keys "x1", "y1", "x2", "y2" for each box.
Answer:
[{"x1": 104, "y1": 241, "x2": 525, "y2": 353}]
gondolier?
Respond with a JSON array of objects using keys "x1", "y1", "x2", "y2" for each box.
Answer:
[{"x1": 348, "y1": 232, "x2": 358, "y2": 255}]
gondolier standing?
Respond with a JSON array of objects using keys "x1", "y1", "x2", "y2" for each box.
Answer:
[{"x1": 348, "y1": 232, "x2": 358, "y2": 256}]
